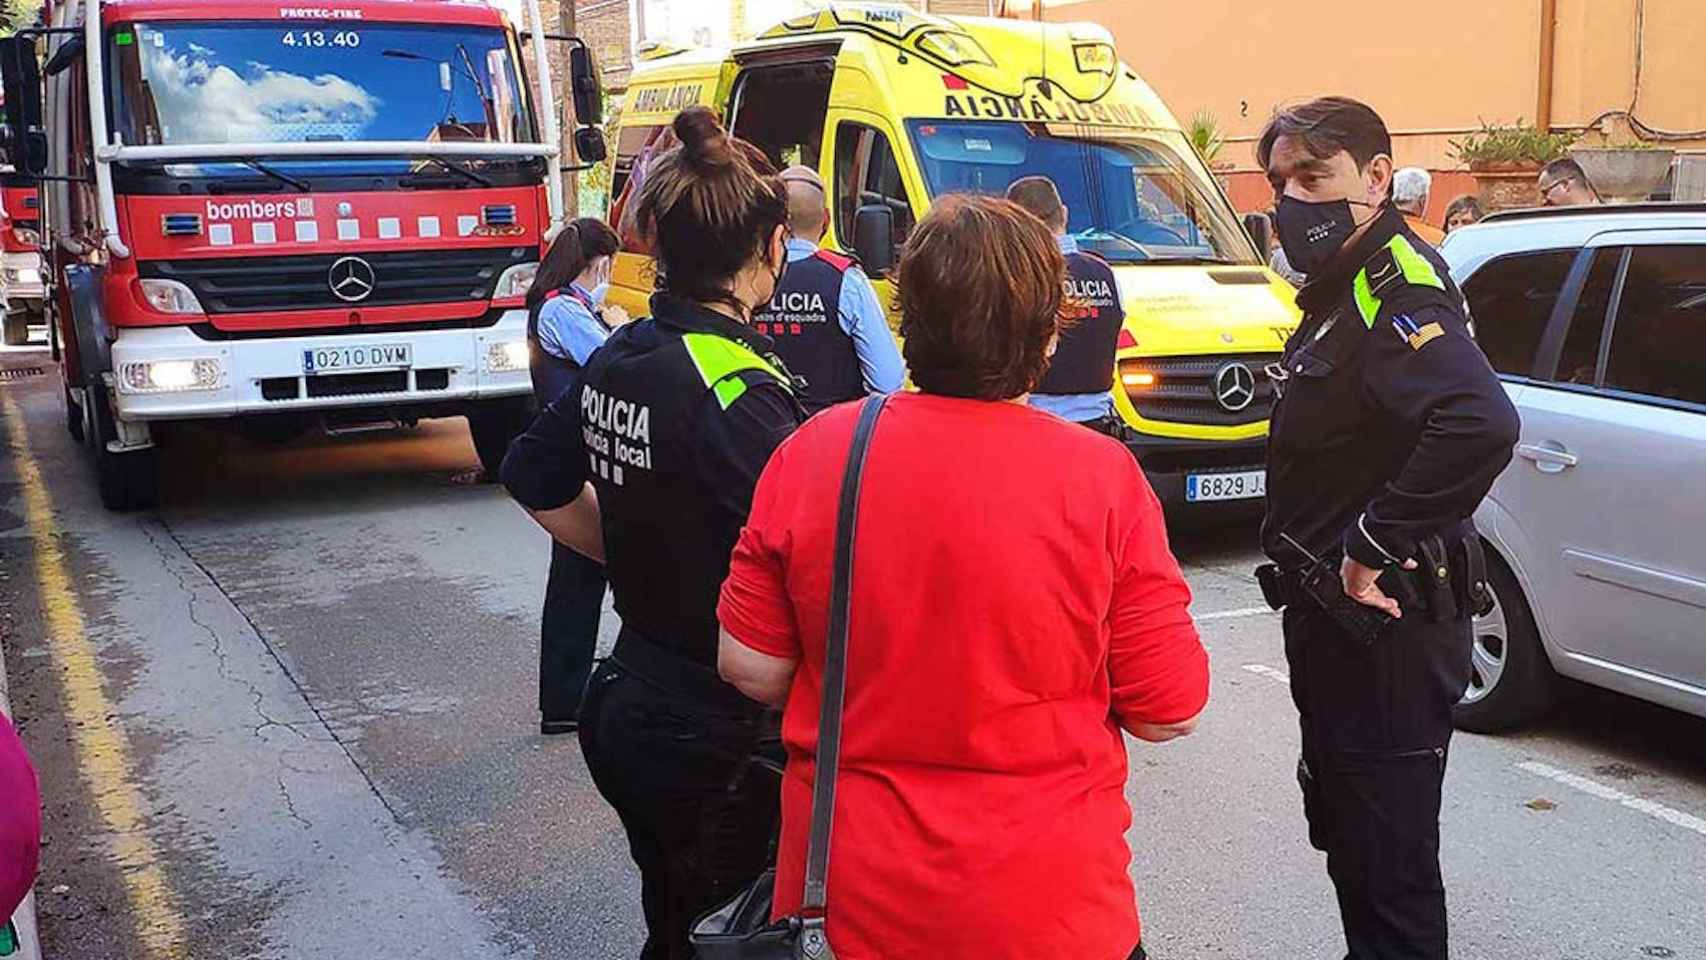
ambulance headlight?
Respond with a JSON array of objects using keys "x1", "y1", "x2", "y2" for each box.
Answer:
[
  {"x1": 138, "y1": 278, "x2": 206, "y2": 315},
  {"x1": 493, "y1": 262, "x2": 538, "y2": 300},
  {"x1": 486, "y1": 339, "x2": 530, "y2": 373},
  {"x1": 119, "y1": 358, "x2": 223, "y2": 393}
]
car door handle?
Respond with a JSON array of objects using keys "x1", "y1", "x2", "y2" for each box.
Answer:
[{"x1": 1516, "y1": 441, "x2": 1579, "y2": 473}]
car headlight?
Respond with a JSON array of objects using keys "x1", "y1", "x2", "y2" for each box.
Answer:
[
  {"x1": 119, "y1": 358, "x2": 223, "y2": 393},
  {"x1": 139, "y1": 278, "x2": 205, "y2": 315},
  {"x1": 492, "y1": 262, "x2": 538, "y2": 300},
  {"x1": 485, "y1": 339, "x2": 531, "y2": 373}
]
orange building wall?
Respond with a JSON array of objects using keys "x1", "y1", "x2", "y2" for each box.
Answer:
[{"x1": 1032, "y1": 0, "x2": 1706, "y2": 216}]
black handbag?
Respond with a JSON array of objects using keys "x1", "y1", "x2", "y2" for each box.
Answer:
[{"x1": 691, "y1": 394, "x2": 888, "y2": 960}]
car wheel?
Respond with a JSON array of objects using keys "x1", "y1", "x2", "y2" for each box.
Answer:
[{"x1": 1452, "y1": 553, "x2": 1556, "y2": 733}]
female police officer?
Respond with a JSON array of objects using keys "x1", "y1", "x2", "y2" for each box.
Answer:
[
  {"x1": 526, "y1": 218, "x2": 622, "y2": 736},
  {"x1": 502, "y1": 106, "x2": 801, "y2": 959}
]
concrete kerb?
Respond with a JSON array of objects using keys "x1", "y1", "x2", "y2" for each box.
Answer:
[{"x1": 0, "y1": 643, "x2": 45, "y2": 960}]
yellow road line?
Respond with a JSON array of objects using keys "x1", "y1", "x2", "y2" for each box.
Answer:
[{"x1": 2, "y1": 391, "x2": 187, "y2": 958}]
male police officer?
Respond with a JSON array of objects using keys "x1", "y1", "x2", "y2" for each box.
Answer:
[
  {"x1": 1005, "y1": 176, "x2": 1127, "y2": 436},
  {"x1": 1258, "y1": 97, "x2": 1519, "y2": 959},
  {"x1": 751, "y1": 165, "x2": 904, "y2": 413}
]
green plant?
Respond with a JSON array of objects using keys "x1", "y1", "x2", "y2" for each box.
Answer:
[
  {"x1": 1594, "y1": 140, "x2": 1663, "y2": 151},
  {"x1": 1186, "y1": 108, "x2": 1224, "y2": 166},
  {"x1": 1450, "y1": 120, "x2": 1577, "y2": 168}
]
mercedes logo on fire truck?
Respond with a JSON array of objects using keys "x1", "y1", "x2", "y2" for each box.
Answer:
[
  {"x1": 1214, "y1": 362, "x2": 1257, "y2": 413},
  {"x1": 328, "y1": 256, "x2": 377, "y2": 303}
]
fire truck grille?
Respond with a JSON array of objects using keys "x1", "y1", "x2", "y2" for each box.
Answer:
[
  {"x1": 141, "y1": 247, "x2": 534, "y2": 314},
  {"x1": 1118, "y1": 354, "x2": 1280, "y2": 427}
]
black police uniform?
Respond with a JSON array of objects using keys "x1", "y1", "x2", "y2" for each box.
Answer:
[
  {"x1": 503, "y1": 294, "x2": 804, "y2": 960},
  {"x1": 750, "y1": 247, "x2": 863, "y2": 414},
  {"x1": 526, "y1": 287, "x2": 611, "y2": 729},
  {"x1": 1034, "y1": 248, "x2": 1126, "y2": 434},
  {"x1": 1261, "y1": 206, "x2": 1519, "y2": 959}
]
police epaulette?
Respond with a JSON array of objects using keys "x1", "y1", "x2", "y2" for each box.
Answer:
[{"x1": 1352, "y1": 234, "x2": 1446, "y2": 328}]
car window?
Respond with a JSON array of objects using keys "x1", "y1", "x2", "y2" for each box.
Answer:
[
  {"x1": 1552, "y1": 249, "x2": 1620, "y2": 386},
  {"x1": 1603, "y1": 245, "x2": 1706, "y2": 406},
  {"x1": 1462, "y1": 251, "x2": 1576, "y2": 377},
  {"x1": 834, "y1": 121, "x2": 915, "y2": 264}
]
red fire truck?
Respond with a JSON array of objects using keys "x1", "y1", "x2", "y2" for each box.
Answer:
[
  {"x1": 0, "y1": 179, "x2": 43, "y2": 345},
  {"x1": 0, "y1": 0, "x2": 606, "y2": 509}
]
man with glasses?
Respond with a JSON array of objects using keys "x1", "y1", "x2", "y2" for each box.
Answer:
[{"x1": 1537, "y1": 158, "x2": 1601, "y2": 207}]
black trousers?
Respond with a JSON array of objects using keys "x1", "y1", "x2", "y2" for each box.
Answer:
[
  {"x1": 579, "y1": 659, "x2": 779, "y2": 960},
  {"x1": 540, "y1": 540, "x2": 606, "y2": 721},
  {"x1": 1283, "y1": 606, "x2": 1472, "y2": 960}
]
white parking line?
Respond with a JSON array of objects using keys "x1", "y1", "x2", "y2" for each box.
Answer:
[
  {"x1": 1198, "y1": 606, "x2": 1276, "y2": 622},
  {"x1": 1517, "y1": 760, "x2": 1706, "y2": 839},
  {"x1": 1240, "y1": 663, "x2": 1290, "y2": 684}
]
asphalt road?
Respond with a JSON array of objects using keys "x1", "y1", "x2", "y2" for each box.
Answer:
[{"x1": 2, "y1": 348, "x2": 1704, "y2": 960}]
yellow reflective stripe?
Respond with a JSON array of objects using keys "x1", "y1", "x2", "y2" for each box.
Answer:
[
  {"x1": 1387, "y1": 235, "x2": 1445, "y2": 290},
  {"x1": 682, "y1": 331, "x2": 783, "y2": 388},
  {"x1": 713, "y1": 376, "x2": 748, "y2": 410},
  {"x1": 1353, "y1": 268, "x2": 1381, "y2": 328}
]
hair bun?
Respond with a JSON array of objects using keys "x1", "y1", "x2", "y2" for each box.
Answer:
[{"x1": 672, "y1": 106, "x2": 735, "y2": 171}]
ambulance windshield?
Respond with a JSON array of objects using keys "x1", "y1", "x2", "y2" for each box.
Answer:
[
  {"x1": 107, "y1": 21, "x2": 536, "y2": 173},
  {"x1": 908, "y1": 121, "x2": 1256, "y2": 265}
]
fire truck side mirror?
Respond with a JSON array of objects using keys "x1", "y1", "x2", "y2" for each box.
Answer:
[
  {"x1": 574, "y1": 127, "x2": 608, "y2": 165},
  {"x1": 569, "y1": 44, "x2": 603, "y2": 127},
  {"x1": 0, "y1": 36, "x2": 47, "y2": 177}
]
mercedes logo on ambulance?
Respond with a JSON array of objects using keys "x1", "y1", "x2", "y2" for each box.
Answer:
[
  {"x1": 328, "y1": 256, "x2": 377, "y2": 302},
  {"x1": 1214, "y1": 362, "x2": 1257, "y2": 413}
]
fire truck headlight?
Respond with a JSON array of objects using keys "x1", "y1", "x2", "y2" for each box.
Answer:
[
  {"x1": 486, "y1": 339, "x2": 531, "y2": 373},
  {"x1": 119, "y1": 358, "x2": 224, "y2": 394},
  {"x1": 492, "y1": 262, "x2": 538, "y2": 300},
  {"x1": 139, "y1": 278, "x2": 206, "y2": 315},
  {"x1": 4, "y1": 267, "x2": 39, "y2": 284},
  {"x1": 13, "y1": 229, "x2": 39, "y2": 247}
]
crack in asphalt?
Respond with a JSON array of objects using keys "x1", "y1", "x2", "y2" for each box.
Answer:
[
  {"x1": 276, "y1": 775, "x2": 313, "y2": 831},
  {"x1": 149, "y1": 515, "x2": 410, "y2": 827},
  {"x1": 140, "y1": 520, "x2": 308, "y2": 742}
]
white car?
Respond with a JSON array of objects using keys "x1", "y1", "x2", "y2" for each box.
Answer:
[{"x1": 1441, "y1": 203, "x2": 1706, "y2": 732}]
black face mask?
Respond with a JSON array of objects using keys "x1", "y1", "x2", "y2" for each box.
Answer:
[{"x1": 1274, "y1": 195, "x2": 1378, "y2": 277}]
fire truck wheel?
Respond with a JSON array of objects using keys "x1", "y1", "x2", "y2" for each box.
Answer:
[
  {"x1": 2, "y1": 311, "x2": 28, "y2": 346},
  {"x1": 91, "y1": 390, "x2": 160, "y2": 512},
  {"x1": 468, "y1": 397, "x2": 536, "y2": 483}
]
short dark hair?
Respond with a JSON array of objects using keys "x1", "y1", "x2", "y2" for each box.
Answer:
[
  {"x1": 1256, "y1": 96, "x2": 1393, "y2": 174},
  {"x1": 1004, "y1": 176, "x2": 1066, "y2": 229},
  {"x1": 1442, "y1": 194, "x2": 1485, "y2": 227},
  {"x1": 1540, "y1": 157, "x2": 1589, "y2": 185},
  {"x1": 896, "y1": 195, "x2": 1065, "y2": 401}
]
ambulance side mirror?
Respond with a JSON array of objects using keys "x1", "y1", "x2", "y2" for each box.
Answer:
[
  {"x1": 852, "y1": 204, "x2": 896, "y2": 277},
  {"x1": 1243, "y1": 212, "x2": 1272, "y2": 257}
]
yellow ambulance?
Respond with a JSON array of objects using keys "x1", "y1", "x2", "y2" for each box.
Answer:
[{"x1": 607, "y1": 4, "x2": 1299, "y2": 514}]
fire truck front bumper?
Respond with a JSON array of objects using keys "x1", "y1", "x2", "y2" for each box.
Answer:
[{"x1": 108, "y1": 314, "x2": 534, "y2": 421}]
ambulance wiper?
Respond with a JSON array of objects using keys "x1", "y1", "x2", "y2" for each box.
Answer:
[
  {"x1": 415, "y1": 155, "x2": 493, "y2": 187},
  {"x1": 240, "y1": 160, "x2": 310, "y2": 193}
]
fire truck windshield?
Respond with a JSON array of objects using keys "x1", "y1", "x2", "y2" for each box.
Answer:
[{"x1": 108, "y1": 21, "x2": 537, "y2": 173}]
